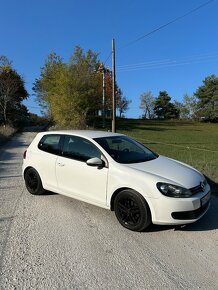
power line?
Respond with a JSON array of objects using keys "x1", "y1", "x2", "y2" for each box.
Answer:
[
  {"x1": 121, "y1": 0, "x2": 215, "y2": 49},
  {"x1": 116, "y1": 52, "x2": 218, "y2": 72},
  {"x1": 117, "y1": 52, "x2": 218, "y2": 68},
  {"x1": 101, "y1": 1, "x2": 215, "y2": 68}
]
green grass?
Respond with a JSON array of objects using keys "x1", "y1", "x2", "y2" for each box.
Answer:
[{"x1": 108, "y1": 119, "x2": 218, "y2": 195}]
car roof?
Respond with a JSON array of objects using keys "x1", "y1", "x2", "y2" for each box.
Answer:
[{"x1": 39, "y1": 130, "x2": 123, "y2": 139}]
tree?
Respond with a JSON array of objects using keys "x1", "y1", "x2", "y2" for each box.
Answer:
[
  {"x1": 97, "y1": 63, "x2": 122, "y2": 118},
  {"x1": 116, "y1": 91, "x2": 131, "y2": 117},
  {"x1": 173, "y1": 101, "x2": 184, "y2": 119},
  {"x1": 0, "y1": 56, "x2": 28, "y2": 126},
  {"x1": 154, "y1": 91, "x2": 179, "y2": 119},
  {"x1": 33, "y1": 52, "x2": 66, "y2": 118},
  {"x1": 0, "y1": 55, "x2": 11, "y2": 67},
  {"x1": 139, "y1": 91, "x2": 155, "y2": 119},
  {"x1": 181, "y1": 94, "x2": 198, "y2": 119},
  {"x1": 67, "y1": 46, "x2": 103, "y2": 125},
  {"x1": 194, "y1": 74, "x2": 218, "y2": 121},
  {"x1": 33, "y1": 46, "x2": 123, "y2": 128},
  {"x1": 34, "y1": 47, "x2": 102, "y2": 128}
]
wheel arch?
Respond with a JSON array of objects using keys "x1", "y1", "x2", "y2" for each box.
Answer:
[
  {"x1": 110, "y1": 187, "x2": 130, "y2": 211},
  {"x1": 24, "y1": 166, "x2": 43, "y2": 183},
  {"x1": 110, "y1": 187, "x2": 152, "y2": 214},
  {"x1": 112, "y1": 187, "x2": 153, "y2": 231},
  {"x1": 23, "y1": 166, "x2": 45, "y2": 195},
  {"x1": 23, "y1": 166, "x2": 33, "y2": 177}
]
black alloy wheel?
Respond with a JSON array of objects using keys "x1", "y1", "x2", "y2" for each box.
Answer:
[
  {"x1": 25, "y1": 168, "x2": 45, "y2": 195},
  {"x1": 114, "y1": 189, "x2": 151, "y2": 232}
]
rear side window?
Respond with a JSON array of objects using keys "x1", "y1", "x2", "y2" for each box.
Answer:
[{"x1": 38, "y1": 134, "x2": 61, "y2": 155}]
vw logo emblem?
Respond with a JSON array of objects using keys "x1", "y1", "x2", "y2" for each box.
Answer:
[{"x1": 200, "y1": 181, "x2": 205, "y2": 192}]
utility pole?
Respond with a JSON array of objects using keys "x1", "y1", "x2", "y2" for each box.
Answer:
[
  {"x1": 98, "y1": 63, "x2": 106, "y2": 128},
  {"x1": 102, "y1": 69, "x2": 105, "y2": 128},
  {"x1": 112, "y1": 38, "x2": 116, "y2": 133}
]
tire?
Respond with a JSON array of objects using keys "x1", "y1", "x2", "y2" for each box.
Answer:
[
  {"x1": 24, "y1": 168, "x2": 45, "y2": 195},
  {"x1": 114, "y1": 189, "x2": 151, "y2": 232}
]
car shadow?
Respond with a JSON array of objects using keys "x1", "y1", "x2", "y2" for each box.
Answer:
[
  {"x1": 44, "y1": 190, "x2": 57, "y2": 196},
  {"x1": 148, "y1": 196, "x2": 218, "y2": 232},
  {"x1": 205, "y1": 175, "x2": 218, "y2": 197}
]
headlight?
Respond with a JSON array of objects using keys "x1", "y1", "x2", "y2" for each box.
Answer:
[{"x1": 156, "y1": 182, "x2": 192, "y2": 198}]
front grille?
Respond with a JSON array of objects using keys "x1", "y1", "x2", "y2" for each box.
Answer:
[{"x1": 190, "y1": 184, "x2": 202, "y2": 195}]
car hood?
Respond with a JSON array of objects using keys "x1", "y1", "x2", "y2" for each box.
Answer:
[{"x1": 126, "y1": 155, "x2": 203, "y2": 188}]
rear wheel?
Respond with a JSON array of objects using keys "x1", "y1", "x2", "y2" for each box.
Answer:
[
  {"x1": 24, "y1": 168, "x2": 45, "y2": 195},
  {"x1": 114, "y1": 189, "x2": 151, "y2": 231}
]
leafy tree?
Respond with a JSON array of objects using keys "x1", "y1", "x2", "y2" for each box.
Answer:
[
  {"x1": 139, "y1": 91, "x2": 155, "y2": 119},
  {"x1": 154, "y1": 91, "x2": 179, "y2": 119},
  {"x1": 173, "y1": 101, "x2": 185, "y2": 119},
  {"x1": 0, "y1": 56, "x2": 28, "y2": 126},
  {"x1": 194, "y1": 74, "x2": 218, "y2": 121},
  {"x1": 34, "y1": 48, "x2": 96, "y2": 127},
  {"x1": 96, "y1": 63, "x2": 123, "y2": 119},
  {"x1": 28, "y1": 113, "x2": 49, "y2": 126},
  {"x1": 33, "y1": 46, "x2": 119, "y2": 128},
  {"x1": 104, "y1": 70, "x2": 117, "y2": 116},
  {"x1": 67, "y1": 46, "x2": 102, "y2": 125},
  {"x1": 0, "y1": 55, "x2": 11, "y2": 67},
  {"x1": 33, "y1": 52, "x2": 66, "y2": 118},
  {"x1": 181, "y1": 94, "x2": 198, "y2": 119},
  {"x1": 173, "y1": 94, "x2": 198, "y2": 120},
  {"x1": 116, "y1": 90, "x2": 131, "y2": 117}
]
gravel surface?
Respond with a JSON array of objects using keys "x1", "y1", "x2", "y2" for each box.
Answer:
[{"x1": 0, "y1": 132, "x2": 218, "y2": 290}]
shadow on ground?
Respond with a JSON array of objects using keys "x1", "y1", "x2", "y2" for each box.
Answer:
[{"x1": 206, "y1": 176, "x2": 218, "y2": 197}]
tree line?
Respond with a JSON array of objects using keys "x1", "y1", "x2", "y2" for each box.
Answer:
[
  {"x1": 0, "y1": 48, "x2": 130, "y2": 128},
  {"x1": 1, "y1": 46, "x2": 218, "y2": 128},
  {"x1": 140, "y1": 74, "x2": 218, "y2": 121}
]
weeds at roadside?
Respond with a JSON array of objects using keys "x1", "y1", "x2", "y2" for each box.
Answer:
[{"x1": 0, "y1": 126, "x2": 16, "y2": 146}]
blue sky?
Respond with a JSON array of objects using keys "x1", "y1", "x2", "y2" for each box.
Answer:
[{"x1": 1, "y1": 0, "x2": 218, "y2": 118}]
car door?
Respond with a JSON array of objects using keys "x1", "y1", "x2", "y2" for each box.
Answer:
[
  {"x1": 56, "y1": 135, "x2": 108, "y2": 206},
  {"x1": 36, "y1": 134, "x2": 62, "y2": 191}
]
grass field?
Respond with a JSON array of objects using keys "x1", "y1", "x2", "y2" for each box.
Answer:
[{"x1": 108, "y1": 119, "x2": 218, "y2": 195}]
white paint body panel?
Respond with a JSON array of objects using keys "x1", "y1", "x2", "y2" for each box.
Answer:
[{"x1": 56, "y1": 155, "x2": 108, "y2": 206}]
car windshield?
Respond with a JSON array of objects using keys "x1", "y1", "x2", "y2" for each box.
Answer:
[{"x1": 94, "y1": 135, "x2": 158, "y2": 164}]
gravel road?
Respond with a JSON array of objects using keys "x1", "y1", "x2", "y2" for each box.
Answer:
[{"x1": 0, "y1": 131, "x2": 218, "y2": 290}]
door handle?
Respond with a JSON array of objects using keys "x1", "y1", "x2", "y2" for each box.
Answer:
[{"x1": 57, "y1": 162, "x2": 65, "y2": 167}]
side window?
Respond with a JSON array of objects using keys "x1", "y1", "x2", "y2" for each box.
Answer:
[
  {"x1": 62, "y1": 135, "x2": 101, "y2": 162},
  {"x1": 38, "y1": 134, "x2": 61, "y2": 155}
]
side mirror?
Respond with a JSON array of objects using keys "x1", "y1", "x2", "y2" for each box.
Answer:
[{"x1": 86, "y1": 157, "x2": 104, "y2": 167}]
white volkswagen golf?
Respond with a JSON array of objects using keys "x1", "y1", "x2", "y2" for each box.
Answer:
[{"x1": 22, "y1": 130, "x2": 210, "y2": 231}]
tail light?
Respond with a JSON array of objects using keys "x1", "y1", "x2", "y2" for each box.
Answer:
[{"x1": 23, "y1": 150, "x2": 27, "y2": 159}]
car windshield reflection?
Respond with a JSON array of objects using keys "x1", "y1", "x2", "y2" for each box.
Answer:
[{"x1": 94, "y1": 136, "x2": 158, "y2": 164}]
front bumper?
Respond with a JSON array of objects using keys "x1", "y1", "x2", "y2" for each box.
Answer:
[
  {"x1": 149, "y1": 189, "x2": 211, "y2": 225},
  {"x1": 171, "y1": 198, "x2": 210, "y2": 220}
]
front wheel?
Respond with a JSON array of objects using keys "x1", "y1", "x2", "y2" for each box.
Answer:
[
  {"x1": 114, "y1": 189, "x2": 151, "y2": 231},
  {"x1": 24, "y1": 168, "x2": 45, "y2": 195}
]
